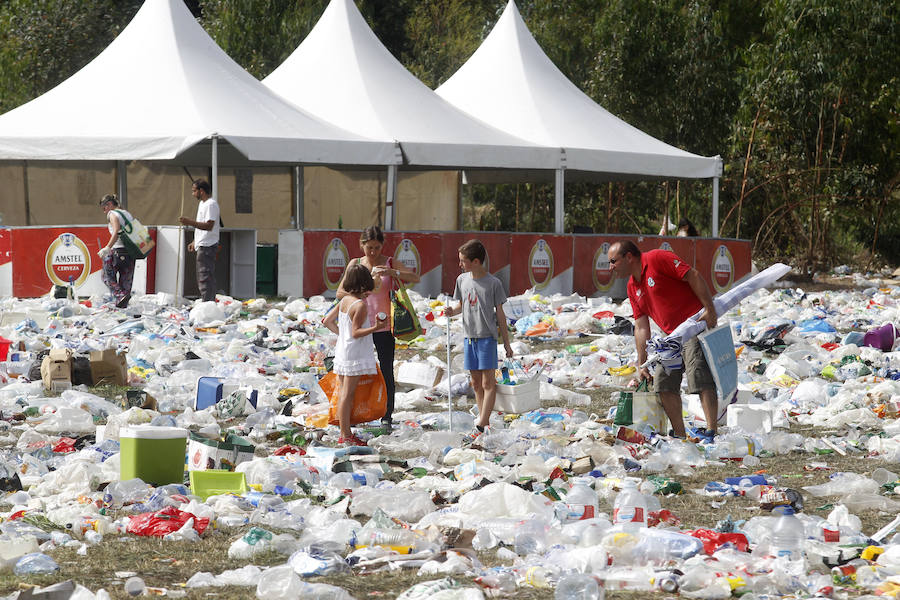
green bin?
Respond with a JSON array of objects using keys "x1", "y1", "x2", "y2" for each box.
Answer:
[
  {"x1": 119, "y1": 426, "x2": 188, "y2": 485},
  {"x1": 256, "y1": 244, "x2": 278, "y2": 296}
]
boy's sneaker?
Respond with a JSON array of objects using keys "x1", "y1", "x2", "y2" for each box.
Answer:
[
  {"x1": 688, "y1": 427, "x2": 716, "y2": 443},
  {"x1": 462, "y1": 426, "x2": 489, "y2": 446}
]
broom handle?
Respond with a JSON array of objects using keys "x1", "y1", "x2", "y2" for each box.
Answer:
[
  {"x1": 176, "y1": 176, "x2": 185, "y2": 300},
  {"x1": 446, "y1": 313, "x2": 452, "y2": 432}
]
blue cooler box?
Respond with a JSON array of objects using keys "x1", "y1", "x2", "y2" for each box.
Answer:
[{"x1": 195, "y1": 377, "x2": 258, "y2": 410}]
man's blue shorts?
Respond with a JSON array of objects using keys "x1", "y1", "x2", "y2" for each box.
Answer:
[{"x1": 463, "y1": 337, "x2": 498, "y2": 371}]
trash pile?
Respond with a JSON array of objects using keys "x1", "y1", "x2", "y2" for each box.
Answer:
[{"x1": 0, "y1": 268, "x2": 899, "y2": 599}]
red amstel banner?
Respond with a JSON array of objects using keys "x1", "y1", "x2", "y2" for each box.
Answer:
[
  {"x1": 694, "y1": 238, "x2": 751, "y2": 295},
  {"x1": 573, "y1": 235, "x2": 625, "y2": 297},
  {"x1": 10, "y1": 226, "x2": 157, "y2": 298},
  {"x1": 304, "y1": 230, "x2": 361, "y2": 294},
  {"x1": 509, "y1": 234, "x2": 573, "y2": 296},
  {"x1": 441, "y1": 232, "x2": 511, "y2": 295},
  {"x1": 384, "y1": 232, "x2": 443, "y2": 298}
]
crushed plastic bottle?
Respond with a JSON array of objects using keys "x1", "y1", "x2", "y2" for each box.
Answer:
[
  {"x1": 555, "y1": 573, "x2": 604, "y2": 600},
  {"x1": 14, "y1": 552, "x2": 59, "y2": 575}
]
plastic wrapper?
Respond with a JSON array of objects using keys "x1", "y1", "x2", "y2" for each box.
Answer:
[{"x1": 126, "y1": 507, "x2": 210, "y2": 537}]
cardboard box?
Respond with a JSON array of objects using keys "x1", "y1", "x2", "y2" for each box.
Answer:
[
  {"x1": 188, "y1": 432, "x2": 255, "y2": 471},
  {"x1": 89, "y1": 349, "x2": 127, "y2": 386},
  {"x1": 494, "y1": 379, "x2": 540, "y2": 413},
  {"x1": 396, "y1": 361, "x2": 443, "y2": 389},
  {"x1": 40, "y1": 348, "x2": 72, "y2": 391}
]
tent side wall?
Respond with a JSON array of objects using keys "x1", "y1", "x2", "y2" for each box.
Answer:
[{"x1": 0, "y1": 163, "x2": 460, "y2": 242}]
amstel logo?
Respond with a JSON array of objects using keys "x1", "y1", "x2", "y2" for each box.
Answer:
[
  {"x1": 45, "y1": 233, "x2": 90, "y2": 287},
  {"x1": 712, "y1": 245, "x2": 735, "y2": 293},
  {"x1": 528, "y1": 239, "x2": 554, "y2": 289},
  {"x1": 393, "y1": 239, "x2": 421, "y2": 276},
  {"x1": 323, "y1": 238, "x2": 349, "y2": 290},
  {"x1": 592, "y1": 242, "x2": 615, "y2": 292}
]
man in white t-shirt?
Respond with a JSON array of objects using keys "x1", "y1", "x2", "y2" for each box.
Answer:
[{"x1": 179, "y1": 179, "x2": 220, "y2": 301}]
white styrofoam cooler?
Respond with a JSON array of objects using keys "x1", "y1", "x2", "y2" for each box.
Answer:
[
  {"x1": 726, "y1": 404, "x2": 774, "y2": 433},
  {"x1": 494, "y1": 380, "x2": 540, "y2": 413}
]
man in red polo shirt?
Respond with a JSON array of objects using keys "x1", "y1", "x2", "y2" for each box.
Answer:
[{"x1": 608, "y1": 240, "x2": 718, "y2": 440}]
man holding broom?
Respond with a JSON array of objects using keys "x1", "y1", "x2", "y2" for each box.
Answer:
[{"x1": 179, "y1": 179, "x2": 220, "y2": 302}]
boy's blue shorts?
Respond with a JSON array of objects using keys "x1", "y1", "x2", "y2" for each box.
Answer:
[{"x1": 464, "y1": 337, "x2": 498, "y2": 371}]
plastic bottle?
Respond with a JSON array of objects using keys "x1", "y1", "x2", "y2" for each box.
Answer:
[
  {"x1": 124, "y1": 576, "x2": 146, "y2": 597},
  {"x1": 770, "y1": 506, "x2": 805, "y2": 560},
  {"x1": 513, "y1": 519, "x2": 548, "y2": 556},
  {"x1": 555, "y1": 573, "x2": 604, "y2": 600},
  {"x1": 13, "y1": 552, "x2": 59, "y2": 575},
  {"x1": 613, "y1": 479, "x2": 647, "y2": 529},
  {"x1": 602, "y1": 566, "x2": 656, "y2": 591},
  {"x1": 632, "y1": 528, "x2": 704, "y2": 564},
  {"x1": 353, "y1": 528, "x2": 420, "y2": 552},
  {"x1": 559, "y1": 477, "x2": 599, "y2": 522}
]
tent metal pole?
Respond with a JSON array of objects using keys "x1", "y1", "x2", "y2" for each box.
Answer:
[
  {"x1": 457, "y1": 171, "x2": 464, "y2": 230},
  {"x1": 211, "y1": 135, "x2": 219, "y2": 200},
  {"x1": 554, "y1": 167, "x2": 565, "y2": 234},
  {"x1": 116, "y1": 161, "x2": 128, "y2": 209},
  {"x1": 712, "y1": 176, "x2": 720, "y2": 237},
  {"x1": 293, "y1": 166, "x2": 303, "y2": 230},
  {"x1": 385, "y1": 164, "x2": 398, "y2": 230}
]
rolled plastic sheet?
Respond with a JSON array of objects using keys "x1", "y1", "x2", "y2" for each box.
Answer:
[{"x1": 643, "y1": 263, "x2": 791, "y2": 373}]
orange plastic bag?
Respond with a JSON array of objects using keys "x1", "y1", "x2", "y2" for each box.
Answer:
[
  {"x1": 318, "y1": 368, "x2": 387, "y2": 426},
  {"x1": 525, "y1": 321, "x2": 551, "y2": 336}
]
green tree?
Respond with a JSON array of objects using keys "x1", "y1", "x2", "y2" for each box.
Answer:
[
  {"x1": 403, "y1": 0, "x2": 496, "y2": 88},
  {"x1": 199, "y1": 1, "x2": 416, "y2": 80},
  {"x1": 722, "y1": 0, "x2": 900, "y2": 267},
  {"x1": 0, "y1": 0, "x2": 142, "y2": 114}
]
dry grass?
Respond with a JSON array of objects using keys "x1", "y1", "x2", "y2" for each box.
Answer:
[{"x1": 4, "y1": 334, "x2": 895, "y2": 598}]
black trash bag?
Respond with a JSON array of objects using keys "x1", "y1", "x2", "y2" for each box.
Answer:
[{"x1": 72, "y1": 355, "x2": 92, "y2": 386}]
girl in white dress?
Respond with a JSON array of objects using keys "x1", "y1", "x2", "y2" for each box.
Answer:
[{"x1": 323, "y1": 264, "x2": 387, "y2": 446}]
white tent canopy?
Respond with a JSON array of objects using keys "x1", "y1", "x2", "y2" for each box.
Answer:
[
  {"x1": 0, "y1": 0, "x2": 398, "y2": 167},
  {"x1": 437, "y1": 1, "x2": 723, "y2": 233},
  {"x1": 436, "y1": 0, "x2": 721, "y2": 179},
  {"x1": 263, "y1": 0, "x2": 560, "y2": 172}
]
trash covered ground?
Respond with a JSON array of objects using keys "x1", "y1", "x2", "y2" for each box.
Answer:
[{"x1": 0, "y1": 266, "x2": 899, "y2": 599}]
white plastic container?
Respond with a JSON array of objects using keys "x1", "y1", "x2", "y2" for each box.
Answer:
[
  {"x1": 559, "y1": 477, "x2": 599, "y2": 522},
  {"x1": 612, "y1": 479, "x2": 648, "y2": 529},
  {"x1": 726, "y1": 404, "x2": 773, "y2": 433},
  {"x1": 494, "y1": 380, "x2": 540, "y2": 413},
  {"x1": 771, "y1": 506, "x2": 805, "y2": 560}
]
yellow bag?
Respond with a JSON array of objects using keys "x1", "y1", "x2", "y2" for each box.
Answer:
[
  {"x1": 318, "y1": 368, "x2": 387, "y2": 426},
  {"x1": 390, "y1": 278, "x2": 422, "y2": 342}
]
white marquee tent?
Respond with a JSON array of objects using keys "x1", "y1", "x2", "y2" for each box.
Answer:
[
  {"x1": 0, "y1": 0, "x2": 399, "y2": 201},
  {"x1": 436, "y1": 0, "x2": 724, "y2": 234},
  {"x1": 263, "y1": 0, "x2": 562, "y2": 228}
]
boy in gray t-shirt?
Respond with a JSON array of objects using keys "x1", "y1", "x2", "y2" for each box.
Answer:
[{"x1": 446, "y1": 240, "x2": 513, "y2": 445}]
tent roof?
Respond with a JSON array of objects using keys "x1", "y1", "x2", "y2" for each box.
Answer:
[
  {"x1": 436, "y1": 1, "x2": 721, "y2": 179},
  {"x1": 0, "y1": 0, "x2": 398, "y2": 165},
  {"x1": 263, "y1": 0, "x2": 559, "y2": 170}
]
